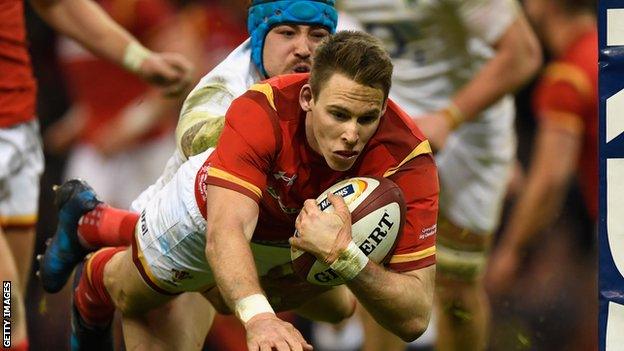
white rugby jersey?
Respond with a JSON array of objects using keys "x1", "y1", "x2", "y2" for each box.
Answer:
[
  {"x1": 175, "y1": 39, "x2": 263, "y2": 157},
  {"x1": 132, "y1": 39, "x2": 261, "y2": 212},
  {"x1": 339, "y1": 0, "x2": 520, "y2": 232},
  {"x1": 338, "y1": 0, "x2": 518, "y2": 161}
]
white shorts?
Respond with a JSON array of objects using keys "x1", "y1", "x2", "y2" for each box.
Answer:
[
  {"x1": 132, "y1": 149, "x2": 291, "y2": 294},
  {"x1": 435, "y1": 98, "x2": 516, "y2": 234},
  {"x1": 64, "y1": 134, "x2": 175, "y2": 209},
  {"x1": 0, "y1": 120, "x2": 44, "y2": 228}
]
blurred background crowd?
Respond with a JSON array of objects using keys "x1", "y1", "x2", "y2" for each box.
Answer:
[{"x1": 18, "y1": 0, "x2": 596, "y2": 350}]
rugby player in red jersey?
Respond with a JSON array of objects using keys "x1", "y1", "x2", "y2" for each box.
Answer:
[
  {"x1": 41, "y1": 30, "x2": 439, "y2": 350},
  {"x1": 488, "y1": 0, "x2": 597, "y2": 296},
  {"x1": 487, "y1": 2, "x2": 597, "y2": 348}
]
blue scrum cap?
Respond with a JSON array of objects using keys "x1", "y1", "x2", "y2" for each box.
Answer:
[{"x1": 248, "y1": 0, "x2": 338, "y2": 77}]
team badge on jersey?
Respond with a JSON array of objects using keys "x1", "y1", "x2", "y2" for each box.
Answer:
[{"x1": 273, "y1": 171, "x2": 297, "y2": 186}]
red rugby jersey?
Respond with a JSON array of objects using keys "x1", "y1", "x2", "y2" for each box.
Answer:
[
  {"x1": 196, "y1": 74, "x2": 439, "y2": 272},
  {"x1": 532, "y1": 29, "x2": 598, "y2": 220},
  {"x1": 0, "y1": 0, "x2": 37, "y2": 127}
]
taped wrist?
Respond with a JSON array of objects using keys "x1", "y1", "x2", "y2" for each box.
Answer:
[
  {"x1": 234, "y1": 294, "x2": 275, "y2": 324},
  {"x1": 329, "y1": 241, "x2": 369, "y2": 281},
  {"x1": 123, "y1": 41, "x2": 152, "y2": 73},
  {"x1": 440, "y1": 102, "x2": 465, "y2": 130}
]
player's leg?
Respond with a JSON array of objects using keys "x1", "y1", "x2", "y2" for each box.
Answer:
[
  {"x1": 358, "y1": 304, "x2": 406, "y2": 351},
  {"x1": 434, "y1": 217, "x2": 491, "y2": 351},
  {"x1": 0, "y1": 121, "x2": 45, "y2": 350},
  {"x1": 70, "y1": 200, "x2": 214, "y2": 348},
  {"x1": 41, "y1": 148, "x2": 194, "y2": 293},
  {"x1": 39, "y1": 179, "x2": 138, "y2": 293},
  {"x1": 72, "y1": 246, "x2": 177, "y2": 349},
  {"x1": 4, "y1": 227, "x2": 35, "y2": 295},
  {"x1": 433, "y1": 129, "x2": 512, "y2": 350},
  {"x1": 294, "y1": 285, "x2": 356, "y2": 323},
  {"x1": 1, "y1": 120, "x2": 43, "y2": 293},
  {"x1": 122, "y1": 292, "x2": 215, "y2": 351},
  {"x1": 0, "y1": 228, "x2": 28, "y2": 349}
]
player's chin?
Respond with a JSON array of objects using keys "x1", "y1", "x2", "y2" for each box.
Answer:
[{"x1": 327, "y1": 154, "x2": 357, "y2": 171}]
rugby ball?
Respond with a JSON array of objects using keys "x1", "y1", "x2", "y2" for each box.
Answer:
[{"x1": 291, "y1": 176, "x2": 405, "y2": 286}]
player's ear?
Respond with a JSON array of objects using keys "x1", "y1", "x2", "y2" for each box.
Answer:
[
  {"x1": 300, "y1": 84, "x2": 313, "y2": 112},
  {"x1": 380, "y1": 100, "x2": 388, "y2": 117}
]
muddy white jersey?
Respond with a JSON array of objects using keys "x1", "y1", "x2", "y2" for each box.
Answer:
[
  {"x1": 131, "y1": 39, "x2": 262, "y2": 212},
  {"x1": 339, "y1": 0, "x2": 517, "y2": 113},
  {"x1": 175, "y1": 38, "x2": 262, "y2": 157}
]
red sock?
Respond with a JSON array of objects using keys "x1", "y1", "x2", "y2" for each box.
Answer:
[
  {"x1": 74, "y1": 247, "x2": 125, "y2": 326},
  {"x1": 77, "y1": 204, "x2": 139, "y2": 248}
]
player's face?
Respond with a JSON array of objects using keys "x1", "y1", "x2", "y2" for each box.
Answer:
[
  {"x1": 263, "y1": 24, "x2": 330, "y2": 77},
  {"x1": 301, "y1": 73, "x2": 385, "y2": 171}
]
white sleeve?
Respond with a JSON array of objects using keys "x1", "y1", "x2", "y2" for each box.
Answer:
[
  {"x1": 337, "y1": 10, "x2": 365, "y2": 31},
  {"x1": 455, "y1": 0, "x2": 520, "y2": 45},
  {"x1": 174, "y1": 79, "x2": 235, "y2": 157}
]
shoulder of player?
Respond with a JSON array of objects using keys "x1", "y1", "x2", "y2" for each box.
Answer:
[
  {"x1": 181, "y1": 55, "x2": 258, "y2": 118},
  {"x1": 241, "y1": 74, "x2": 308, "y2": 120},
  {"x1": 540, "y1": 60, "x2": 593, "y2": 101},
  {"x1": 263, "y1": 73, "x2": 310, "y2": 101},
  {"x1": 544, "y1": 31, "x2": 596, "y2": 88}
]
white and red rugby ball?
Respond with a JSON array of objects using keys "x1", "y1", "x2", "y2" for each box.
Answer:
[{"x1": 291, "y1": 176, "x2": 406, "y2": 286}]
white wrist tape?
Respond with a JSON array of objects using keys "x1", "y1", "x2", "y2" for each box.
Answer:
[
  {"x1": 122, "y1": 41, "x2": 152, "y2": 73},
  {"x1": 329, "y1": 241, "x2": 369, "y2": 281},
  {"x1": 234, "y1": 294, "x2": 275, "y2": 324}
]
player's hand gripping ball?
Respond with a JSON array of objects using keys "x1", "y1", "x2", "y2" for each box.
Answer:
[{"x1": 290, "y1": 177, "x2": 406, "y2": 286}]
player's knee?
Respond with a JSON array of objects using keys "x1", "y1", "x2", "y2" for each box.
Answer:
[
  {"x1": 104, "y1": 276, "x2": 144, "y2": 316},
  {"x1": 436, "y1": 241, "x2": 488, "y2": 284},
  {"x1": 303, "y1": 290, "x2": 356, "y2": 324},
  {"x1": 440, "y1": 298, "x2": 474, "y2": 326}
]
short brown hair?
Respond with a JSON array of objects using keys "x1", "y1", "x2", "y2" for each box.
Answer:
[{"x1": 309, "y1": 30, "x2": 393, "y2": 101}]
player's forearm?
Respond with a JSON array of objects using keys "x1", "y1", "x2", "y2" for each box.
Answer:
[
  {"x1": 501, "y1": 127, "x2": 578, "y2": 251},
  {"x1": 30, "y1": 0, "x2": 135, "y2": 67},
  {"x1": 453, "y1": 16, "x2": 541, "y2": 121},
  {"x1": 205, "y1": 227, "x2": 265, "y2": 311},
  {"x1": 347, "y1": 263, "x2": 435, "y2": 342},
  {"x1": 502, "y1": 170, "x2": 568, "y2": 252}
]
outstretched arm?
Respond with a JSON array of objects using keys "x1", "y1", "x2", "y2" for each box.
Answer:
[
  {"x1": 417, "y1": 8, "x2": 541, "y2": 149},
  {"x1": 487, "y1": 119, "x2": 581, "y2": 294},
  {"x1": 450, "y1": 11, "x2": 541, "y2": 122},
  {"x1": 205, "y1": 185, "x2": 312, "y2": 351},
  {"x1": 29, "y1": 0, "x2": 193, "y2": 95}
]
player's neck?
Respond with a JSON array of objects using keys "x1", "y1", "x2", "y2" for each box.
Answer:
[{"x1": 547, "y1": 14, "x2": 596, "y2": 58}]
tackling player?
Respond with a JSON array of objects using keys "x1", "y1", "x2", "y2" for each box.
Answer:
[
  {"x1": 0, "y1": 0, "x2": 192, "y2": 349},
  {"x1": 41, "y1": 30, "x2": 439, "y2": 350},
  {"x1": 40, "y1": 0, "x2": 338, "y2": 349}
]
